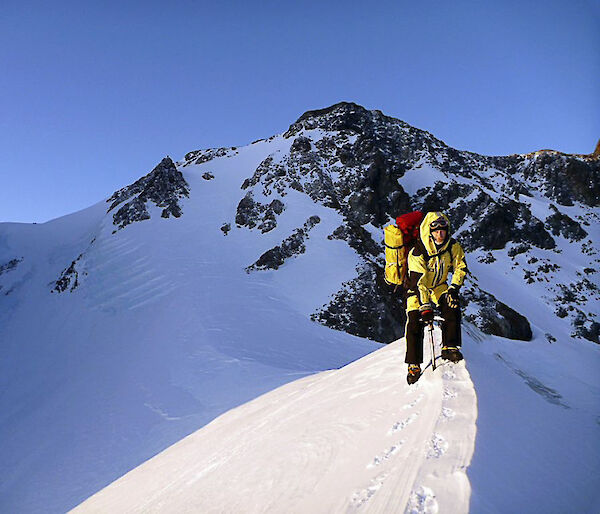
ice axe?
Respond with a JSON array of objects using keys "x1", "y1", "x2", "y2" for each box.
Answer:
[
  {"x1": 428, "y1": 315, "x2": 444, "y2": 371},
  {"x1": 427, "y1": 322, "x2": 436, "y2": 371}
]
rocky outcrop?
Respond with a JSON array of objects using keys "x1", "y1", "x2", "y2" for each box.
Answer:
[
  {"x1": 545, "y1": 205, "x2": 587, "y2": 241},
  {"x1": 311, "y1": 264, "x2": 405, "y2": 342},
  {"x1": 514, "y1": 153, "x2": 600, "y2": 207},
  {"x1": 107, "y1": 157, "x2": 190, "y2": 232},
  {"x1": 460, "y1": 197, "x2": 556, "y2": 252},
  {"x1": 242, "y1": 103, "x2": 540, "y2": 341},
  {"x1": 53, "y1": 254, "x2": 85, "y2": 293},
  {"x1": 235, "y1": 193, "x2": 285, "y2": 233},
  {"x1": 0, "y1": 258, "x2": 22, "y2": 276},
  {"x1": 246, "y1": 216, "x2": 321, "y2": 271},
  {"x1": 462, "y1": 285, "x2": 532, "y2": 341},
  {"x1": 552, "y1": 270, "x2": 600, "y2": 343},
  {"x1": 593, "y1": 139, "x2": 600, "y2": 159},
  {"x1": 327, "y1": 224, "x2": 380, "y2": 259},
  {"x1": 221, "y1": 223, "x2": 231, "y2": 235},
  {"x1": 243, "y1": 103, "x2": 415, "y2": 226},
  {"x1": 182, "y1": 147, "x2": 239, "y2": 166},
  {"x1": 0, "y1": 258, "x2": 23, "y2": 295}
]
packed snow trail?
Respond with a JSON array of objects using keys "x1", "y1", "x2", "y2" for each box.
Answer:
[{"x1": 73, "y1": 330, "x2": 477, "y2": 514}]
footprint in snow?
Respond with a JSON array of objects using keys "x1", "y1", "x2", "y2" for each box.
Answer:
[
  {"x1": 439, "y1": 407, "x2": 455, "y2": 422},
  {"x1": 442, "y1": 386, "x2": 457, "y2": 400},
  {"x1": 403, "y1": 394, "x2": 424, "y2": 410},
  {"x1": 367, "y1": 440, "x2": 405, "y2": 468},
  {"x1": 426, "y1": 433, "x2": 448, "y2": 459},
  {"x1": 405, "y1": 485, "x2": 438, "y2": 514},
  {"x1": 351, "y1": 472, "x2": 389, "y2": 507},
  {"x1": 389, "y1": 413, "x2": 419, "y2": 435},
  {"x1": 442, "y1": 368, "x2": 457, "y2": 380}
]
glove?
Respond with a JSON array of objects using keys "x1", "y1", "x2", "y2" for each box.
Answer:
[
  {"x1": 420, "y1": 306, "x2": 434, "y2": 325},
  {"x1": 446, "y1": 285, "x2": 460, "y2": 309}
]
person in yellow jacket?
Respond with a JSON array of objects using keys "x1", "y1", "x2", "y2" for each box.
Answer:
[{"x1": 405, "y1": 212, "x2": 468, "y2": 384}]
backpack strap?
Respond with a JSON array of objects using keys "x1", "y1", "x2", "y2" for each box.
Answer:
[{"x1": 384, "y1": 242, "x2": 407, "y2": 250}]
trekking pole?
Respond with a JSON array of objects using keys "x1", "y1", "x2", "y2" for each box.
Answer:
[{"x1": 428, "y1": 323, "x2": 436, "y2": 371}]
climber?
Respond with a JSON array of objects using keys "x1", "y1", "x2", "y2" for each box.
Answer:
[{"x1": 404, "y1": 212, "x2": 468, "y2": 384}]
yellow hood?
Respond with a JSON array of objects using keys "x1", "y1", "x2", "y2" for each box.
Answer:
[{"x1": 420, "y1": 211, "x2": 451, "y2": 256}]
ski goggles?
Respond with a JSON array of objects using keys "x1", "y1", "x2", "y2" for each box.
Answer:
[{"x1": 430, "y1": 218, "x2": 448, "y2": 230}]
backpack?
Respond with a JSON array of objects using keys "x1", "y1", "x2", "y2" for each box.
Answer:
[{"x1": 384, "y1": 211, "x2": 424, "y2": 289}]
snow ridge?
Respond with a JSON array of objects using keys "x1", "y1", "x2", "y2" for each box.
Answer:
[{"x1": 73, "y1": 328, "x2": 477, "y2": 513}]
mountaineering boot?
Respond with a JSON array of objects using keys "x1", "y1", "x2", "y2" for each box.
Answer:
[
  {"x1": 406, "y1": 364, "x2": 421, "y2": 385},
  {"x1": 441, "y1": 346, "x2": 463, "y2": 363}
]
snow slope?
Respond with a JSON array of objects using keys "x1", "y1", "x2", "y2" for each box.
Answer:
[
  {"x1": 0, "y1": 136, "x2": 379, "y2": 513},
  {"x1": 73, "y1": 330, "x2": 477, "y2": 514},
  {"x1": 74, "y1": 328, "x2": 600, "y2": 514}
]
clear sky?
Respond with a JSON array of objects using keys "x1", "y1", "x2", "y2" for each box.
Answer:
[{"x1": 2, "y1": 0, "x2": 598, "y2": 223}]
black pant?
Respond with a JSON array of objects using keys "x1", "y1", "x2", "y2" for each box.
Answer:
[{"x1": 405, "y1": 293, "x2": 462, "y2": 364}]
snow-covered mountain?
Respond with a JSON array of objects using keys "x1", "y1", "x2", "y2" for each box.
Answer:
[{"x1": 1, "y1": 102, "x2": 598, "y2": 513}]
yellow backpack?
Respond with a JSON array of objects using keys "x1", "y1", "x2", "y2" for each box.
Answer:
[{"x1": 384, "y1": 224, "x2": 406, "y2": 286}]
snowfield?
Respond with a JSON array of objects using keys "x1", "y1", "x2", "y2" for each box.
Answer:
[{"x1": 0, "y1": 136, "x2": 379, "y2": 513}]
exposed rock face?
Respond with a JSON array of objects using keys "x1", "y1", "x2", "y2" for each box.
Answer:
[
  {"x1": 182, "y1": 147, "x2": 239, "y2": 166},
  {"x1": 235, "y1": 193, "x2": 285, "y2": 233},
  {"x1": 0, "y1": 258, "x2": 22, "y2": 276},
  {"x1": 462, "y1": 285, "x2": 532, "y2": 341},
  {"x1": 237, "y1": 102, "x2": 599, "y2": 343},
  {"x1": 107, "y1": 157, "x2": 190, "y2": 232},
  {"x1": 290, "y1": 136, "x2": 312, "y2": 153},
  {"x1": 545, "y1": 205, "x2": 588, "y2": 241},
  {"x1": 0, "y1": 258, "x2": 23, "y2": 295},
  {"x1": 311, "y1": 264, "x2": 405, "y2": 342},
  {"x1": 247, "y1": 216, "x2": 321, "y2": 271},
  {"x1": 53, "y1": 254, "x2": 85, "y2": 293},
  {"x1": 512, "y1": 152, "x2": 600, "y2": 207},
  {"x1": 553, "y1": 271, "x2": 600, "y2": 343},
  {"x1": 327, "y1": 224, "x2": 380, "y2": 259},
  {"x1": 460, "y1": 198, "x2": 556, "y2": 252},
  {"x1": 593, "y1": 139, "x2": 600, "y2": 159}
]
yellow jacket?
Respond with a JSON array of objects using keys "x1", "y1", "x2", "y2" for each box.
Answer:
[{"x1": 407, "y1": 212, "x2": 468, "y2": 309}]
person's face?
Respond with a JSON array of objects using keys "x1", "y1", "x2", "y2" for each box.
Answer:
[{"x1": 432, "y1": 228, "x2": 447, "y2": 244}]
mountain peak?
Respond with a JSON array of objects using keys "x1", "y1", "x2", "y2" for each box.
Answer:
[
  {"x1": 285, "y1": 101, "x2": 404, "y2": 138},
  {"x1": 106, "y1": 155, "x2": 189, "y2": 232},
  {"x1": 294, "y1": 101, "x2": 369, "y2": 124}
]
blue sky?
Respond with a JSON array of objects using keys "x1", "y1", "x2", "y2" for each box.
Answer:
[{"x1": 2, "y1": 0, "x2": 598, "y2": 222}]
